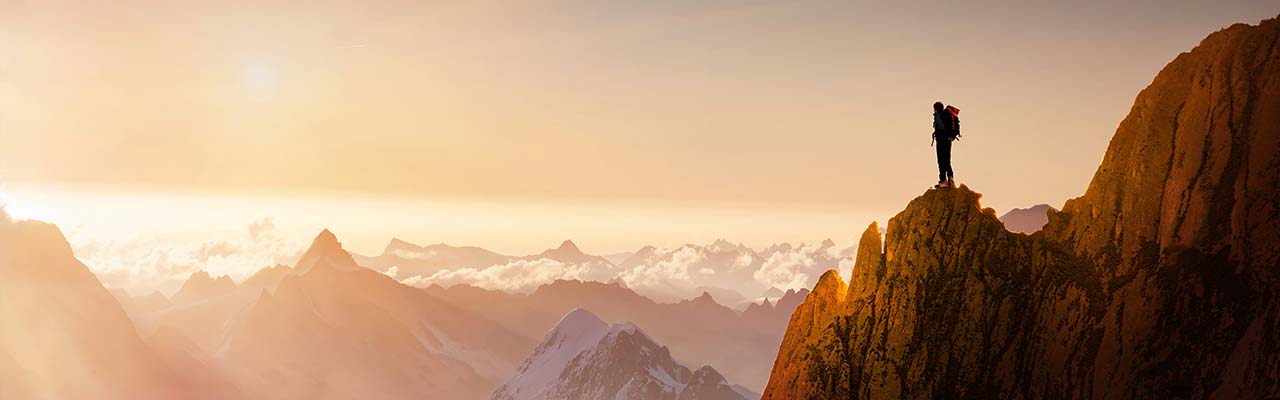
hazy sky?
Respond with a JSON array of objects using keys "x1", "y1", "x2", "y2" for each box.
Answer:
[{"x1": 1, "y1": 1, "x2": 1277, "y2": 291}]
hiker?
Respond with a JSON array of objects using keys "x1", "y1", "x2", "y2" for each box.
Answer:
[{"x1": 932, "y1": 101, "x2": 960, "y2": 188}]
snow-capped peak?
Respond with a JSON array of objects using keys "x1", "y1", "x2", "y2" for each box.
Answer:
[
  {"x1": 492, "y1": 310, "x2": 748, "y2": 400},
  {"x1": 493, "y1": 309, "x2": 611, "y2": 400},
  {"x1": 552, "y1": 308, "x2": 607, "y2": 336}
]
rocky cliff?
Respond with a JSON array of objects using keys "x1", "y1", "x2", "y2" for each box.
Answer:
[{"x1": 764, "y1": 16, "x2": 1280, "y2": 400}]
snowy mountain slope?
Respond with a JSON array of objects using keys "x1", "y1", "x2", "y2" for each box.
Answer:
[{"x1": 492, "y1": 309, "x2": 748, "y2": 400}]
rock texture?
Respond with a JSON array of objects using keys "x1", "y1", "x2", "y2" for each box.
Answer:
[{"x1": 764, "y1": 16, "x2": 1280, "y2": 400}]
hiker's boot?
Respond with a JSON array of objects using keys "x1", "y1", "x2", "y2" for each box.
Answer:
[
  {"x1": 947, "y1": 178, "x2": 955, "y2": 188},
  {"x1": 934, "y1": 181, "x2": 949, "y2": 189}
]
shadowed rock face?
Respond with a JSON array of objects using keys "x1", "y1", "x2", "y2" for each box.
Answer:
[
  {"x1": 1039, "y1": 16, "x2": 1280, "y2": 399},
  {"x1": 765, "y1": 189, "x2": 1097, "y2": 399},
  {"x1": 764, "y1": 16, "x2": 1280, "y2": 400}
]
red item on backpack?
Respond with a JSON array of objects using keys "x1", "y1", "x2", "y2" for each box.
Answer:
[{"x1": 944, "y1": 105, "x2": 961, "y2": 138}]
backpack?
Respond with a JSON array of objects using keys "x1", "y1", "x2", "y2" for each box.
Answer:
[{"x1": 944, "y1": 105, "x2": 961, "y2": 138}]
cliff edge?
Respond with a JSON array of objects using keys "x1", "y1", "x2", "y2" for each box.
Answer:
[{"x1": 765, "y1": 15, "x2": 1280, "y2": 400}]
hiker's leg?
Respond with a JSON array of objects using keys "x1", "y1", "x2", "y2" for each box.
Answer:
[
  {"x1": 936, "y1": 140, "x2": 951, "y2": 182},
  {"x1": 936, "y1": 146, "x2": 946, "y2": 182},
  {"x1": 944, "y1": 146, "x2": 954, "y2": 179}
]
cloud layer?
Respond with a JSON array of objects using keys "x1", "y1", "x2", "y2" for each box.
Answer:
[
  {"x1": 402, "y1": 239, "x2": 856, "y2": 303},
  {"x1": 401, "y1": 258, "x2": 596, "y2": 293},
  {"x1": 73, "y1": 217, "x2": 304, "y2": 295}
]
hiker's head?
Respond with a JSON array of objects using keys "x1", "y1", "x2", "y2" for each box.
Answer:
[{"x1": 933, "y1": 102, "x2": 945, "y2": 112}]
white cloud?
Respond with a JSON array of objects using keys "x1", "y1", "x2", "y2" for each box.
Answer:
[
  {"x1": 384, "y1": 266, "x2": 400, "y2": 278},
  {"x1": 248, "y1": 217, "x2": 275, "y2": 241},
  {"x1": 402, "y1": 258, "x2": 596, "y2": 293},
  {"x1": 391, "y1": 249, "x2": 438, "y2": 260},
  {"x1": 732, "y1": 252, "x2": 755, "y2": 270},
  {"x1": 754, "y1": 251, "x2": 815, "y2": 290},
  {"x1": 752, "y1": 242, "x2": 854, "y2": 290},
  {"x1": 71, "y1": 218, "x2": 304, "y2": 295},
  {"x1": 619, "y1": 246, "x2": 700, "y2": 287}
]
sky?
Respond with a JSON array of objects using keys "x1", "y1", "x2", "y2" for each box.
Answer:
[{"x1": 1, "y1": 0, "x2": 1277, "y2": 293}]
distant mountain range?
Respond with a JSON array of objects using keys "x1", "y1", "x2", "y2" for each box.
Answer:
[
  {"x1": 492, "y1": 308, "x2": 754, "y2": 400},
  {"x1": 422, "y1": 281, "x2": 806, "y2": 394},
  {"x1": 998, "y1": 204, "x2": 1054, "y2": 233},
  {"x1": 88, "y1": 225, "x2": 811, "y2": 397},
  {"x1": 354, "y1": 236, "x2": 848, "y2": 305},
  {"x1": 76, "y1": 228, "x2": 536, "y2": 399}
]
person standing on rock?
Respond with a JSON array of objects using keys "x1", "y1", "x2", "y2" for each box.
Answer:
[{"x1": 932, "y1": 101, "x2": 960, "y2": 188}]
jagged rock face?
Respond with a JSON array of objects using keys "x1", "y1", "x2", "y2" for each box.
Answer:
[
  {"x1": 765, "y1": 16, "x2": 1280, "y2": 400},
  {"x1": 766, "y1": 190, "x2": 1096, "y2": 399},
  {"x1": 1046, "y1": 19, "x2": 1280, "y2": 274},
  {"x1": 1044, "y1": 16, "x2": 1280, "y2": 399},
  {"x1": 764, "y1": 269, "x2": 847, "y2": 398}
]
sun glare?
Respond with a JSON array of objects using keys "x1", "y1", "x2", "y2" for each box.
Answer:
[
  {"x1": 244, "y1": 63, "x2": 277, "y2": 91},
  {"x1": 0, "y1": 195, "x2": 57, "y2": 222}
]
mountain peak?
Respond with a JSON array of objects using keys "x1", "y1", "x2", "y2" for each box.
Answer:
[
  {"x1": 761, "y1": 287, "x2": 785, "y2": 298},
  {"x1": 999, "y1": 204, "x2": 1054, "y2": 234},
  {"x1": 557, "y1": 240, "x2": 580, "y2": 253},
  {"x1": 811, "y1": 269, "x2": 847, "y2": 303},
  {"x1": 383, "y1": 237, "x2": 419, "y2": 254},
  {"x1": 313, "y1": 229, "x2": 339, "y2": 248},
  {"x1": 554, "y1": 308, "x2": 607, "y2": 332},
  {"x1": 533, "y1": 239, "x2": 606, "y2": 265},
  {"x1": 850, "y1": 222, "x2": 886, "y2": 297},
  {"x1": 172, "y1": 270, "x2": 236, "y2": 303},
  {"x1": 496, "y1": 316, "x2": 749, "y2": 400},
  {"x1": 292, "y1": 229, "x2": 360, "y2": 275},
  {"x1": 690, "y1": 365, "x2": 728, "y2": 385},
  {"x1": 498, "y1": 308, "x2": 611, "y2": 400},
  {"x1": 189, "y1": 270, "x2": 212, "y2": 281}
]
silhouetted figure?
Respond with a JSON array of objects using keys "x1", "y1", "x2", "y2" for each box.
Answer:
[{"x1": 932, "y1": 101, "x2": 960, "y2": 188}]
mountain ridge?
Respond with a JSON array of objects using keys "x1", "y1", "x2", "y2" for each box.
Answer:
[{"x1": 763, "y1": 16, "x2": 1280, "y2": 399}]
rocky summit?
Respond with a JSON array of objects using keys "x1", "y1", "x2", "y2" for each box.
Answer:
[{"x1": 764, "y1": 15, "x2": 1280, "y2": 400}]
